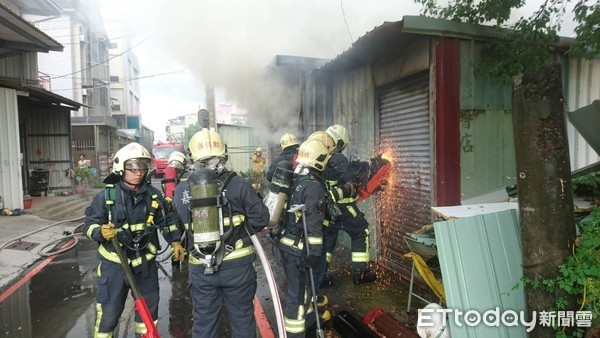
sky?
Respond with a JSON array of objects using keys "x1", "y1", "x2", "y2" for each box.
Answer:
[{"x1": 100, "y1": 0, "x2": 576, "y2": 143}]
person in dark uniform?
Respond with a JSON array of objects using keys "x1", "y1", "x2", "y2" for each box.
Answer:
[
  {"x1": 83, "y1": 142, "x2": 185, "y2": 337},
  {"x1": 172, "y1": 128, "x2": 270, "y2": 338},
  {"x1": 266, "y1": 132, "x2": 300, "y2": 182},
  {"x1": 321, "y1": 124, "x2": 377, "y2": 286},
  {"x1": 276, "y1": 138, "x2": 332, "y2": 338}
]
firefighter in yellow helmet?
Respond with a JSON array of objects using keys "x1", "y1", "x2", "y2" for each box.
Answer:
[
  {"x1": 251, "y1": 146, "x2": 266, "y2": 172},
  {"x1": 321, "y1": 124, "x2": 377, "y2": 287},
  {"x1": 172, "y1": 128, "x2": 270, "y2": 337},
  {"x1": 266, "y1": 132, "x2": 300, "y2": 182},
  {"x1": 83, "y1": 142, "x2": 184, "y2": 337},
  {"x1": 276, "y1": 139, "x2": 332, "y2": 337}
]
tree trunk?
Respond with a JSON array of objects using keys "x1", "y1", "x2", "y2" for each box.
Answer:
[{"x1": 512, "y1": 63, "x2": 576, "y2": 337}]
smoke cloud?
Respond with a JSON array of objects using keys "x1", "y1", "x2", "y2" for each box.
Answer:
[{"x1": 129, "y1": 0, "x2": 417, "y2": 144}]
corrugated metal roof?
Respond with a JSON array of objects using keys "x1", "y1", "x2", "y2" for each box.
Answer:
[
  {"x1": 433, "y1": 209, "x2": 527, "y2": 338},
  {"x1": 0, "y1": 2, "x2": 62, "y2": 52},
  {"x1": 318, "y1": 15, "x2": 574, "y2": 75},
  {"x1": 0, "y1": 81, "x2": 81, "y2": 109}
]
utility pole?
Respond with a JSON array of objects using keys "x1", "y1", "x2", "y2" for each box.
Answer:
[{"x1": 205, "y1": 85, "x2": 216, "y2": 130}]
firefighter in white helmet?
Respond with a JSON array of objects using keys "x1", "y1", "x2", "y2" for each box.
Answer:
[
  {"x1": 276, "y1": 139, "x2": 332, "y2": 337},
  {"x1": 321, "y1": 124, "x2": 377, "y2": 286},
  {"x1": 83, "y1": 142, "x2": 184, "y2": 337},
  {"x1": 266, "y1": 132, "x2": 300, "y2": 182},
  {"x1": 171, "y1": 128, "x2": 270, "y2": 338}
]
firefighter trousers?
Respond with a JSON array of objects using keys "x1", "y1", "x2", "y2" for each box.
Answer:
[
  {"x1": 189, "y1": 262, "x2": 258, "y2": 338},
  {"x1": 280, "y1": 250, "x2": 324, "y2": 338},
  {"x1": 94, "y1": 259, "x2": 159, "y2": 337},
  {"x1": 323, "y1": 203, "x2": 370, "y2": 272}
]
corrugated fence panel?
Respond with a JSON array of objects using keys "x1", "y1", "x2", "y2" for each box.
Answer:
[
  {"x1": 378, "y1": 71, "x2": 432, "y2": 279},
  {"x1": 433, "y1": 209, "x2": 526, "y2": 338},
  {"x1": 0, "y1": 88, "x2": 23, "y2": 209},
  {"x1": 567, "y1": 57, "x2": 600, "y2": 170},
  {"x1": 218, "y1": 124, "x2": 261, "y2": 174}
]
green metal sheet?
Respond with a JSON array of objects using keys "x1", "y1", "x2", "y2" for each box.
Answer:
[
  {"x1": 433, "y1": 209, "x2": 527, "y2": 338},
  {"x1": 460, "y1": 110, "x2": 517, "y2": 199}
]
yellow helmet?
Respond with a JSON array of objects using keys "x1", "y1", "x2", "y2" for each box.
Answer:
[
  {"x1": 256, "y1": 147, "x2": 263, "y2": 153},
  {"x1": 189, "y1": 128, "x2": 226, "y2": 162},
  {"x1": 279, "y1": 132, "x2": 299, "y2": 150},
  {"x1": 325, "y1": 124, "x2": 350, "y2": 151},
  {"x1": 296, "y1": 139, "x2": 331, "y2": 172},
  {"x1": 307, "y1": 131, "x2": 335, "y2": 154},
  {"x1": 112, "y1": 142, "x2": 152, "y2": 175}
]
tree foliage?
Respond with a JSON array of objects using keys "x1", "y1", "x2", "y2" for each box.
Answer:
[{"x1": 415, "y1": 0, "x2": 599, "y2": 80}]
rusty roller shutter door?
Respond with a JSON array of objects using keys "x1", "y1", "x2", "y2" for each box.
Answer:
[{"x1": 377, "y1": 71, "x2": 433, "y2": 281}]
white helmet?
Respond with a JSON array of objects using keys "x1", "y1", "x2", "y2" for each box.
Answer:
[
  {"x1": 280, "y1": 133, "x2": 299, "y2": 151},
  {"x1": 296, "y1": 139, "x2": 331, "y2": 172},
  {"x1": 189, "y1": 128, "x2": 227, "y2": 162},
  {"x1": 325, "y1": 124, "x2": 350, "y2": 152},
  {"x1": 104, "y1": 142, "x2": 151, "y2": 183},
  {"x1": 307, "y1": 131, "x2": 336, "y2": 154},
  {"x1": 168, "y1": 151, "x2": 187, "y2": 170}
]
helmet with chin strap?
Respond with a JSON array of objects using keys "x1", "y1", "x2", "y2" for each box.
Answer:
[{"x1": 104, "y1": 142, "x2": 152, "y2": 184}]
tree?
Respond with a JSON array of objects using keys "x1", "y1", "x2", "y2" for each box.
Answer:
[{"x1": 413, "y1": 0, "x2": 599, "y2": 336}]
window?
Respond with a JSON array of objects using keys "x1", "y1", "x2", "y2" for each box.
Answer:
[{"x1": 110, "y1": 76, "x2": 119, "y2": 83}]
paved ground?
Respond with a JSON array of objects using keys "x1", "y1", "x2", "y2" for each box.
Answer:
[{"x1": 0, "y1": 191, "x2": 424, "y2": 337}]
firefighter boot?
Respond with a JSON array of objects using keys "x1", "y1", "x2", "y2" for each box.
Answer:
[
  {"x1": 317, "y1": 295, "x2": 328, "y2": 307},
  {"x1": 352, "y1": 269, "x2": 377, "y2": 285}
]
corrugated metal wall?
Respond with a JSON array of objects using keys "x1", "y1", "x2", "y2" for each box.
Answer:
[
  {"x1": 458, "y1": 40, "x2": 516, "y2": 199},
  {"x1": 460, "y1": 110, "x2": 516, "y2": 198},
  {"x1": 218, "y1": 124, "x2": 262, "y2": 173},
  {"x1": 24, "y1": 107, "x2": 73, "y2": 193},
  {"x1": 0, "y1": 88, "x2": 23, "y2": 209},
  {"x1": 377, "y1": 71, "x2": 432, "y2": 277},
  {"x1": 567, "y1": 57, "x2": 600, "y2": 169},
  {"x1": 0, "y1": 51, "x2": 38, "y2": 82}
]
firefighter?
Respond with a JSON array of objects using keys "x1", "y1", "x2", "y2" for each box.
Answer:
[
  {"x1": 172, "y1": 129, "x2": 270, "y2": 338},
  {"x1": 321, "y1": 124, "x2": 377, "y2": 286},
  {"x1": 161, "y1": 150, "x2": 190, "y2": 268},
  {"x1": 83, "y1": 142, "x2": 185, "y2": 337},
  {"x1": 266, "y1": 132, "x2": 300, "y2": 182},
  {"x1": 251, "y1": 146, "x2": 266, "y2": 173},
  {"x1": 276, "y1": 139, "x2": 332, "y2": 337}
]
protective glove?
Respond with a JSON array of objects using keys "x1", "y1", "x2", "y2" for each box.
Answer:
[
  {"x1": 304, "y1": 255, "x2": 321, "y2": 268},
  {"x1": 101, "y1": 223, "x2": 116, "y2": 241},
  {"x1": 171, "y1": 241, "x2": 185, "y2": 262},
  {"x1": 341, "y1": 182, "x2": 357, "y2": 198}
]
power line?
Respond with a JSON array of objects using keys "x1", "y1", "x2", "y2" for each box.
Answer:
[
  {"x1": 51, "y1": 36, "x2": 150, "y2": 79},
  {"x1": 340, "y1": 0, "x2": 354, "y2": 45},
  {"x1": 48, "y1": 69, "x2": 190, "y2": 92}
]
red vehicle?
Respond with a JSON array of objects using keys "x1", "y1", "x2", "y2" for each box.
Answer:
[{"x1": 151, "y1": 141, "x2": 185, "y2": 177}]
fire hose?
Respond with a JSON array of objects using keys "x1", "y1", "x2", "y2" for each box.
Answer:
[
  {"x1": 245, "y1": 223, "x2": 287, "y2": 338},
  {"x1": 110, "y1": 234, "x2": 160, "y2": 338}
]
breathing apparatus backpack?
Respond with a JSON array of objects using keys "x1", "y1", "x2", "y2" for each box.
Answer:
[
  {"x1": 263, "y1": 160, "x2": 294, "y2": 227},
  {"x1": 187, "y1": 166, "x2": 238, "y2": 274}
]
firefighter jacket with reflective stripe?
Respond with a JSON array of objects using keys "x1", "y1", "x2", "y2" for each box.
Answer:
[
  {"x1": 83, "y1": 181, "x2": 183, "y2": 270},
  {"x1": 277, "y1": 174, "x2": 326, "y2": 258},
  {"x1": 324, "y1": 152, "x2": 358, "y2": 204},
  {"x1": 172, "y1": 170, "x2": 270, "y2": 268},
  {"x1": 266, "y1": 144, "x2": 299, "y2": 182}
]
